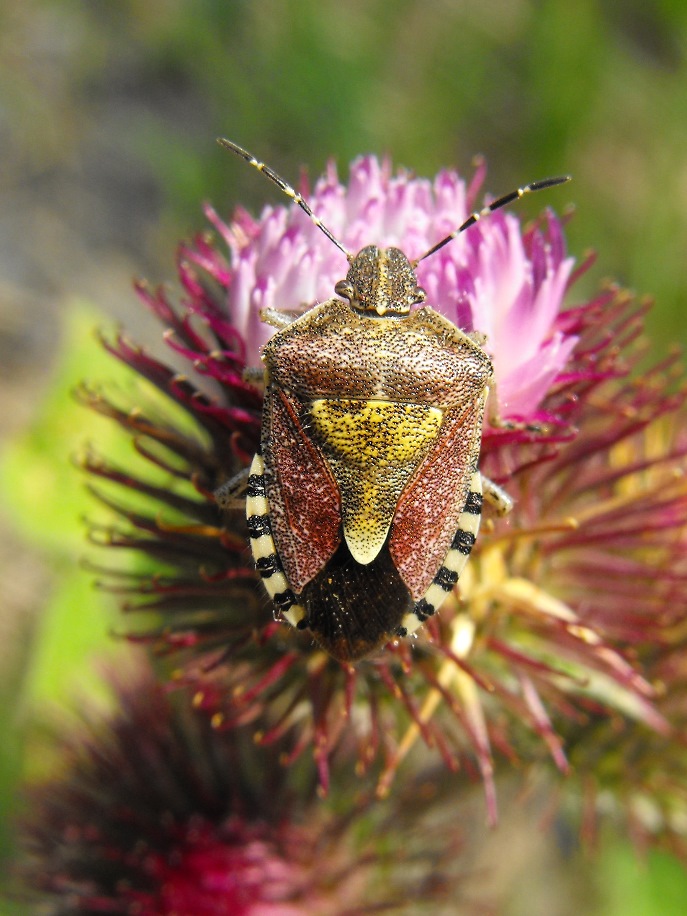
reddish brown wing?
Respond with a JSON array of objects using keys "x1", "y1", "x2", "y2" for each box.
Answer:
[
  {"x1": 389, "y1": 394, "x2": 485, "y2": 599},
  {"x1": 264, "y1": 387, "x2": 341, "y2": 591}
]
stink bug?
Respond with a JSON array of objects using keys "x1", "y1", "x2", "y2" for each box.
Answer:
[{"x1": 218, "y1": 139, "x2": 569, "y2": 662}]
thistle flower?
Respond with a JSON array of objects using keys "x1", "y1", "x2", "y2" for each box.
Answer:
[
  {"x1": 17, "y1": 664, "x2": 465, "y2": 914},
  {"x1": 79, "y1": 154, "x2": 687, "y2": 825},
  {"x1": 556, "y1": 665, "x2": 687, "y2": 860},
  {"x1": 559, "y1": 502, "x2": 687, "y2": 856}
]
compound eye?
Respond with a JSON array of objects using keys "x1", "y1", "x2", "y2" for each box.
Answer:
[{"x1": 335, "y1": 280, "x2": 355, "y2": 301}]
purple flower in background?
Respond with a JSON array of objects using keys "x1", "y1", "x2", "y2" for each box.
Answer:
[
  {"x1": 77, "y1": 154, "x2": 687, "y2": 826},
  {"x1": 18, "y1": 665, "x2": 465, "y2": 914}
]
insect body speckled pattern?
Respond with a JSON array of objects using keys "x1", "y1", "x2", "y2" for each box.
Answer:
[{"x1": 220, "y1": 139, "x2": 570, "y2": 662}]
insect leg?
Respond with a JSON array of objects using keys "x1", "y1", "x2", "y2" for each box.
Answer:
[
  {"x1": 481, "y1": 475, "x2": 513, "y2": 516},
  {"x1": 467, "y1": 329, "x2": 487, "y2": 347},
  {"x1": 260, "y1": 305, "x2": 314, "y2": 330},
  {"x1": 214, "y1": 467, "x2": 250, "y2": 510},
  {"x1": 486, "y1": 382, "x2": 546, "y2": 434},
  {"x1": 241, "y1": 366, "x2": 266, "y2": 389}
]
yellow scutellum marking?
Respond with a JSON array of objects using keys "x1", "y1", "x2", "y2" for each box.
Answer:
[
  {"x1": 312, "y1": 400, "x2": 442, "y2": 466},
  {"x1": 310, "y1": 399, "x2": 443, "y2": 564}
]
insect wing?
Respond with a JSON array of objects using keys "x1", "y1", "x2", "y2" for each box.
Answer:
[
  {"x1": 390, "y1": 388, "x2": 488, "y2": 599},
  {"x1": 262, "y1": 384, "x2": 341, "y2": 591}
]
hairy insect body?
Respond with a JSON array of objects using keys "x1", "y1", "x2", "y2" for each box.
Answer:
[
  {"x1": 218, "y1": 139, "x2": 567, "y2": 662},
  {"x1": 247, "y1": 294, "x2": 492, "y2": 661}
]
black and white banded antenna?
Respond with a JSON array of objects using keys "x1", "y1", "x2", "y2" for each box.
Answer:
[
  {"x1": 218, "y1": 138, "x2": 570, "y2": 266},
  {"x1": 217, "y1": 138, "x2": 352, "y2": 260},
  {"x1": 414, "y1": 174, "x2": 571, "y2": 265}
]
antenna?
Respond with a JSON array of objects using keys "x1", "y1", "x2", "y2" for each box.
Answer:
[
  {"x1": 219, "y1": 139, "x2": 570, "y2": 268},
  {"x1": 217, "y1": 138, "x2": 351, "y2": 260},
  {"x1": 415, "y1": 175, "x2": 571, "y2": 264}
]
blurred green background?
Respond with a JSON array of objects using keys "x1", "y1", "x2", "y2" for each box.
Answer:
[{"x1": 1, "y1": 1, "x2": 686, "y2": 912}]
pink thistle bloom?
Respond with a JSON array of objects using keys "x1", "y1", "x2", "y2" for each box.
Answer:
[
  {"x1": 218, "y1": 155, "x2": 576, "y2": 420},
  {"x1": 79, "y1": 154, "x2": 687, "y2": 828}
]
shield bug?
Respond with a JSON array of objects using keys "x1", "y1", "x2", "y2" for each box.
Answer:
[{"x1": 218, "y1": 138, "x2": 569, "y2": 662}]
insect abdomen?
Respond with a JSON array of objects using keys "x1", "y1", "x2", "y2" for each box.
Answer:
[
  {"x1": 246, "y1": 453, "x2": 484, "y2": 661},
  {"x1": 300, "y1": 542, "x2": 412, "y2": 662}
]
